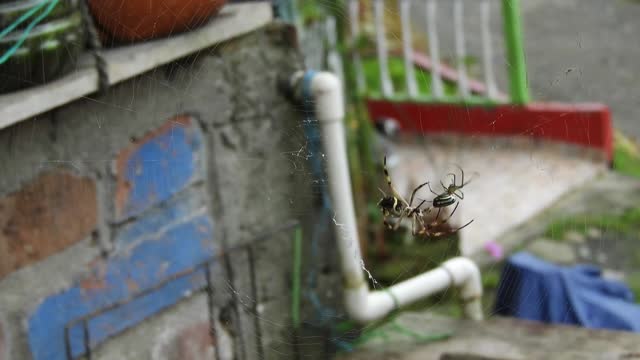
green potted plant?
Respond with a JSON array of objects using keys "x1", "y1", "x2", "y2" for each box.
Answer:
[{"x1": 0, "y1": 0, "x2": 85, "y2": 94}]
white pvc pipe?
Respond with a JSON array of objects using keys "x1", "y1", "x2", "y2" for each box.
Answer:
[
  {"x1": 426, "y1": 0, "x2": 444, "y2": 98},
  {"x1": 454, "y1": 0, "x2": 470, "y2": 98},
  {"x1": 290, "y1": 71, "x2": 483, "y2": 323},
  {"x1": 400, "y1": 0, "x2": 418, "y2": 98},
  {"x1": 374, "y1": 0, "x2": 394, "y2": 97}
]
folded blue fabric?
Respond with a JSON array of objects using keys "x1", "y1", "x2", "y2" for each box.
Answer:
[{"x1": 494, "y1": 252, "x2": 640, "y2": 332}]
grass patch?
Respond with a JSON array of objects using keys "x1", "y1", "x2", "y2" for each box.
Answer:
[
  {"x1": 613, "y1": 130, "x2": 640, "y2": 178},
  {"x1": 481, "y1": 267, "x2": 502, "y2": 290},
  {"x1": 361, "y1": 57, "x2": 459, "y2": 98},
  {"x1": 545, "y1": 132, "x2": 640, "y2": 240},
  {"x1": 545, "y1": 207, "x2": 640, "y2": 240},
  {"x1": 366, "y1": 232, "x2": 460, "y2": 285},
  {"x1": 546, "y1": 207, "x2": 640, "y2": 239}
]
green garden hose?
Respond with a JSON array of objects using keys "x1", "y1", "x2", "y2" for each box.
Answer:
[{"x1": 0, "y1": 0, "x2": 60, "y2": 65}]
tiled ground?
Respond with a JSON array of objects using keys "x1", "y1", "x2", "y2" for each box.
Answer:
[{"x1": 383, "y1": 134, "x2": 608, "y2": 255}]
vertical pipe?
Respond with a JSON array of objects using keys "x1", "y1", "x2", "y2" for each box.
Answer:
[
  {"x1": 400, "y1": 0, "x2": 418, "y2": 97},
  {"x1": 454, "y1": 0, "x2": 470, "y2": 98},
  {"x1": 481, "y1": 0, "x2": 499, "y2": 99},
  {"x1": 374, "y1": 0, "x2": 394, "y2": 97},
  {"x1": 349, "y1": 0, "x2": 367, "y2": 94},
  {"x1": 222, "y1": 251, "x2": 247, "y2": 360},
  {"x1": 426, "y1": 0, "x2": 444, "y2": 98},
  {"x1": 302, "y1": 72, "x2": 364, "y2": 289},
  {"x1": 247, "y1": 246, "x2": 265, "y2": 359},
  {"x1": 64, "y1": 327, "x2": 72, "y2": 360},
  {"x1": 275, "y1": 0, "x2": 295, "y2": 23},
  {"x1": 277, "y1": 0, "x2": 303, "y2": 37},
  {"x1": 83, "y1": 320, "x2": 91, "y2": 360},
  {"x1": 502, "y1": 0, "x2": 530, "y2": 104},
  {"x1": 292, "y1": 0, "x2": 303, "y2": 38},
  {"x1": 291, "y1": 226, "x2": 302, "y2": 329},
  {"x1": 321, "y1": 118, "x2": 366, "y2": 287},
  {"x1": 204, "y1": 263, "x2": 222, "y2": 360}
]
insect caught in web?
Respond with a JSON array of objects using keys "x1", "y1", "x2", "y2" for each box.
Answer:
[
  {"x1": 377, "y1": 156, "x2": 431, "y2": 236},
  {"x1": 377, "y1": 156, "x2": 474, "y2": 238},
  {"x1": 415, "y1": 199, "x2": 474, "y2": 238}
]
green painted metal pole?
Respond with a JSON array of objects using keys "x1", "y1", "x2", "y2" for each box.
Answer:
[{"x1": 502, "y1": 0, "x2": 530, "y2": 104}]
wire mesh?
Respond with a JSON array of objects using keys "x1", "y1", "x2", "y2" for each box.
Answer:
[{"x1": 63, "y1": 220, "x2": 301, "y2": 360}]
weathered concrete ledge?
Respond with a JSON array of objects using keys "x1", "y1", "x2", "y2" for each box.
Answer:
[{"x1": 0, "y1": 2, "x2": 272, "y2": 131}]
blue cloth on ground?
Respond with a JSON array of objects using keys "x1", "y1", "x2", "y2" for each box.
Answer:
[{"x1": 494, "y1": 251, "x2": 640, "y2": 332}]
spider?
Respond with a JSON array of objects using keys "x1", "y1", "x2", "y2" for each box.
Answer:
[
  {"x1": 378, "y1": 156, "x2": 474, "y2": 238},
  {"x1": 428, "y1": 165, "x2": 472, "y2": 209}
]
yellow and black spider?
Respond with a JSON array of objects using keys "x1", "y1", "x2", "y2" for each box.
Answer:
[
  {"x1": 428, "y1": 164, "x2": 471, "y2": 208},
  {"x1": 377, "y1": 156, "x2": 474, "y2": 238}
]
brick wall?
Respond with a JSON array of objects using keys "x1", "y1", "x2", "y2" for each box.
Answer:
[{"x1": 0, "y1": 24, "x2": 341, "y2": 360}]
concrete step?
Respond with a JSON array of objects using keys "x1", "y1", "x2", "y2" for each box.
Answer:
[
  {"x1": 336, "y1": 312, "x2": 640, "y2": 360},
  {"x1": 381, "y1": 134, "x2": 607, "y2": 255}
]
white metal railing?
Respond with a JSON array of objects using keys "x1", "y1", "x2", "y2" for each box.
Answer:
[
  {"x1": 400, "y1": 0, "x2": 418, "y2": 97},
  {"x1": 373, "y1": 0, "x2": 394, "y2": 97},
  {"x1": 348, "y1": 0, "x2": 505, "y2": 102},
  {"x1": 348, "y1": 0, "x2": 367, "y2": 93},
  {"x1": 480, "y1": 0, "x2": 499, "y2": 99},
  {"x1": 292, "y1": 0, "x2": 526, "y2": 103},
  {"x1": 426, "y1": 0, "x2": 444, "y2": 98}
]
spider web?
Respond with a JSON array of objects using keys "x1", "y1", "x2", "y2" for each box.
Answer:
[
  {"x1": 1, "y1": 0, "x2": 638, "y2": 359},
  {"x1": 275, "y1": 0, "x2": 640, "y2": 357}
]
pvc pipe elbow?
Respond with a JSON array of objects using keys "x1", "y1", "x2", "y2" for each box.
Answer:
[
  {"x1": 344, "y1": 285, "x2": 396, "y2": 324},
  {"x1": 442, "y1": 257, "x2": 484, "y2": 320},
  {"x1": 309, "y1": 72, "x2": 345, "y2": 124},
  {"x1": 442, "y1": 257, "x2": 483, "y2": 297}
]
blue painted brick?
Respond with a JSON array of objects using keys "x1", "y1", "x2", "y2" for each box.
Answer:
[
  {"x1": 114, "y1": 189, "x2": 206, "y2": 250},
  {"x1": 27, "y1": 115, "x2": 214, "y2": 360},
  {"x1": 115, "y1": 116, "x2": 204, "y2": 221},
  {"x1": 28, "y1": 212, "x2": 216, "y2": 360}
]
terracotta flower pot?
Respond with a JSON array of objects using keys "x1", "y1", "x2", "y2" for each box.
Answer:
[{"x1": 87, "y1": 0, "x2": 227, "y2": 43}]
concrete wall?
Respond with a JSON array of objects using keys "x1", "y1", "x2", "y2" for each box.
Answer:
[{"x1": 0, "y1": 23, "x2": 342, "y2": 360}]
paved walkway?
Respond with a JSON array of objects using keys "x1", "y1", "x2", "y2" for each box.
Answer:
[
  {"x1": 384, "y1": 135, "x2": 607, "y2": 255},
  {"x1": 410, "y1": 0, "x2": 640, "y2": 139}
]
